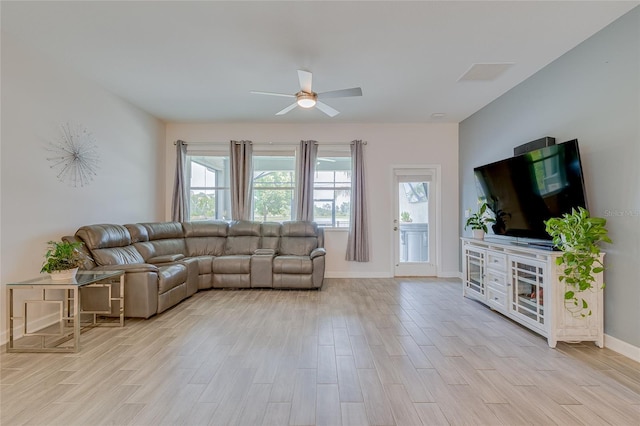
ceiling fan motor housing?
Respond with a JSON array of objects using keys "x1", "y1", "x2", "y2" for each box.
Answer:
[{"x1": 296, "y1": 91, "x2": 317, "y2": 108}]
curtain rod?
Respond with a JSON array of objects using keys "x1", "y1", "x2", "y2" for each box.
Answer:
[{"x1": 174, "y1": 140, "x2": 367, "y2": 146}]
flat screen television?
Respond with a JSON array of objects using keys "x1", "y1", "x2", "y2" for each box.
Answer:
[{"x1": 474, "y1": 139, "x2": 587, "y2": 241}]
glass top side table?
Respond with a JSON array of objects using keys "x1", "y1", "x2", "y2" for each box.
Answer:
[{"x1": 6, "y1": 270, "x2": 125, "y2": 353}]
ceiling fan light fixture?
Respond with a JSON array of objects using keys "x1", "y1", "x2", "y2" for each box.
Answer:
[{"x1": 296, "y1": 92, "x2": 317, "y2": 108}]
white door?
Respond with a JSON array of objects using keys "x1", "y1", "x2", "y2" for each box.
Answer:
[{"x1": 393, "y1": 168, "x2": 437, "y2": 276}]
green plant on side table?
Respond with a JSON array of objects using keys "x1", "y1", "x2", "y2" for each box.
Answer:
[
  {"x1": 544, "y1": 207, "x2": 612, "y2": 318},
  {"x1": 464, "y1": 202, "x2": 495, "y2": 238},
  {"x1": 41, "y1": 240, "x2": 87, "y2": 279}
]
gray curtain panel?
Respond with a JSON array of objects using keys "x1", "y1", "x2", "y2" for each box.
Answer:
[
  {"x1": 230, "y1": 140, "x2": 253, "y2": 220},
  {"x1": 295, "y1": 140, "x2": 318, "y2": 221},
  {"x1": 346, "y1": 140, "x2": 370, "y2": 262},
  {"x1": 171, "y1": 140, "x2": 189, "y2": 222}
]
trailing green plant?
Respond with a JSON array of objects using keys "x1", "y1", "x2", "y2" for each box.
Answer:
[
  {"x1": 40, "y1": 240, "x2": 87, "y2": 273},
  {"x1": 464, "y1": 202, "x2": 495, "y2": 232},
  {"x1": 400, "y1": 211, "x2": 412, "y2": 222},
  {"x1": 544, "y1": 207, "x2": 612, "y2": 317}
]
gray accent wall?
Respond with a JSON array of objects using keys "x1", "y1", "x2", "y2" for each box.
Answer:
[{"x1": 459, "y1": 7, "x2": 639, "y2": 347}]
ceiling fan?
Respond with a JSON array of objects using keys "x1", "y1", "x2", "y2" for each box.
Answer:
[{"x1": 251, "y1": 70, "x2": 362, "y2": 117}]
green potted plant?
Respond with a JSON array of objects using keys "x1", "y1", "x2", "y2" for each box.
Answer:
[
  {"x1": 41, "y1": 240, "x2": 87, "y2": 280},
  {"x1": 544, "y1": 207, "x2": 612, "y2": 317},
  {"x1": 465, "y1": 202, "x2": 495, "y2": 239},
  {"x1": 400, "y1": 211, "x2": 412, "y2": 223}
]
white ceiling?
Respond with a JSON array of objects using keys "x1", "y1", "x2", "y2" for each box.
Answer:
[{"x1": 2, "y1": 1, "x2": 638, "y2": 123}]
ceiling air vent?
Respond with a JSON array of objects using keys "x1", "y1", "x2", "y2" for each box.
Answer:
[{"x1": 458, "y1": 63, "x2": 514, "y2": 81}]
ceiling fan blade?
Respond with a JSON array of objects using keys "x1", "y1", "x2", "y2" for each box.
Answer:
[
  {"x1": 250, "y1": 91, "x2": 295, "y2": 98},
  {"x1": 317, "y1": 87, "x2": 363, "y2": 99},
  {"x1": 298, "y1": 70, "x2": 313, "y2": 93},
  {"x1": 315, "y1": 101, "x2": 340, "y2": 117},
  {"x1": 275, "y1": 102, "x2": 298, "y2": 116}
]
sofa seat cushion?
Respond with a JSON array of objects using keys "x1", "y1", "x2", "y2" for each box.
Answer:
[
  {"x1": 212, "y1": 255, "x2": 251, "y2": 274},
  {"x1": 273, "y1": 256, "x2": 313, "y2": 274},
  {"x1": 190, "y1": 255, "x2": 214, "y2": 275},
  {"x1": 158, "y1": 264, "x2": 188, "y2": 294}
]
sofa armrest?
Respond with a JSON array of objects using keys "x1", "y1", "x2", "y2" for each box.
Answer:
[
  {"x1": 147, "y1": 254, "x2": 185, "y2": 264},
  {"x1": 92, "y1": 263, "x2": 159, "y2": 273},
  {"x1": 251, "y1": 250, "x2": 274, "y2": 288},
  {"x1": 92, "y1": 263, "x2": 160, "y2": 318},
  {"x1": 310, "y1": 248, "x2": 326, "y2": 259}
]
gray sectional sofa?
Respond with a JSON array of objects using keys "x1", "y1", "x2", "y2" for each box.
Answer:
[{"x1": 65, "y1": 220, "x2": 325, "y2": 318}]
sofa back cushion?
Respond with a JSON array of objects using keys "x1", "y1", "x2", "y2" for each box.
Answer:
[
  {"x1": 182, "y1": 221, "x2": 228, "y2": 256},
  {"x1": 129, "y1": 222, "x2": 186, "y2": 261},
  {"x1": 279, "y1": 221, "x2": 319, "y2": 256},
  {"x1": 260, "y1": 222, "x2": 281, "y2": 251},
  {"x1": 225, "y1": 221, "x2": 260, "y2": 255},
  {"x1": 75, "y1": 224, "x2": 145, "y2": 266}
]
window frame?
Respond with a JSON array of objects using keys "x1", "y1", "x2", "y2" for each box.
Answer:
[{"x1": 313, "y1": 151, "x2": 352, "y2": 229}]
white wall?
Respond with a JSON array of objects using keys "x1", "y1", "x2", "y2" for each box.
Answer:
[
  {"x1": 459, "y1": 8, "x2": 639, "y2": 351},
  {"x1": 165, "y1": 123, "x2": 459, "y2": 278},
  {"x1": 0, "y1": 34, "x2": 166, "y2": 343}
]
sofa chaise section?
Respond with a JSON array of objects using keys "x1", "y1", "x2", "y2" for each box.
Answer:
[
  {"x1": 72, "y1": 224, "x2": 191, "y2": 318},
  {"x1": 125, "y1": 222, "x2": 198, "y2": 313}
]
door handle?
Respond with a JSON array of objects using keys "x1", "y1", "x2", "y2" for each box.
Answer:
[{"x1": 393, "y1": 227, "x2": 398, "y2": 231}]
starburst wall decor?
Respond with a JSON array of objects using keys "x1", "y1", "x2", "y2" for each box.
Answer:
[{"x1": 46, "y1": 123, "x2": 100, "y2": 187}]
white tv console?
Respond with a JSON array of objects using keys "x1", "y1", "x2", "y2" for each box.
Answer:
[{"x1": 461, "y1": 237, "x2": 604, "y2": 348}]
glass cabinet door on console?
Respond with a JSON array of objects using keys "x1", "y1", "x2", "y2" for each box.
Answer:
[
  {"x1": 463, "y1": 247, "x2": 485, "y2": 298},
  {"x1": 510, "y1": 256, "x2": 545, "y2": 330}
]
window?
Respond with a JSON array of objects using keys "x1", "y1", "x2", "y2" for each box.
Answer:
[
  {"x1": 188, "y1": 155, "x2": 231, "y2": 221},
  {"x1": 186, "y1": 149, "x2": 352, "y2": 226},
  {"x1": 314, "y1": 156, "x2": 351, "y2": 227},
  {"x1": 252, "y1": 155, "x2": 295, "y2": 222}
]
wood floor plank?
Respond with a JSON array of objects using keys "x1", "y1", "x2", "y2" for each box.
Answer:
[
  {"x1": 289, "y1": 368, "x2": 317, "y2": 425},
  {"x1": 350, "y1": 334, "x2": 375, "y2": 369},
  {"x1": 262, "y1": 402, "x2": 291, "y2": 426},
  {"x1": 316, "y1": 383, "x2": 342, "y2": 426},
  {"x1": 383, "y1": 383, "x2": 423, "y2": 425},
  {"x1": 236, "y1": 383, "x2": 272, "y2": 426},
  {"x1": 336, "y1": 355, "x2": 364, "y2": 402},
  {"x1": 341, "y1": 402, "x2": 370, "y2": 426},
  {"x1": 357, "y1": 368, "x2": 395, "y2": 426},
  {"x1": 317, "y1": 345, "x2": 338, "y2": 384},
  {"x1": 2, "y1": 278, "x2": 638, "y2": 426},
  {"x1": 413, "y1": 402, "x2": 449, "y2": 426}
]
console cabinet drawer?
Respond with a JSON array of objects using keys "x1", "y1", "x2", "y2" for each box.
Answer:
[
  {"x1": 487, "y1": 285, "x2": 507, "y2": 310},
  {"x1": 486, "y1": 252, "x2": 507, "y2": 272},
  {"x1": 485, "y1": 270, "x2": 507, "y2": 292}
]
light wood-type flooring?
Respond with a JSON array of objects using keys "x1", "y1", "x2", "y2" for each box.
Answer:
[{"x1": 1, "y1": 278, "x2": 639, "y2": 425}]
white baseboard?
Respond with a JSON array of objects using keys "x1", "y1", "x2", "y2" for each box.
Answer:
[
  {"x1": 604, "y1": 334, "x2": 640, "y2": 362},
  {"x1": 326, "y1": 271, "x2": 463, "y2": 279},
  {"x1": 325, "y1": 272, "x2": 392, "y2": 279},
  {"x1": 437, "y1": 271, "x2": 462, "y2": 279}
]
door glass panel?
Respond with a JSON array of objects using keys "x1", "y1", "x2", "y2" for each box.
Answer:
[{"x1": 398, "y1": 181, "x2": 429, "y2": 263}]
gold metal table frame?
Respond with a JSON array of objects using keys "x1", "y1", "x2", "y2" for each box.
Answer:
[{"x1": 6, "y1": 270, "x2": 125, "y2": 353}]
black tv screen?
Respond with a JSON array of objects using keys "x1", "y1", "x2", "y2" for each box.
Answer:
[{"x1": 474, "y1": 139, "x2": 587, "y2": 240}]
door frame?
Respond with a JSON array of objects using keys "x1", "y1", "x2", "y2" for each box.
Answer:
[{"x1": 390, "y1": 164, "x2": 441, "y2": 277}]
